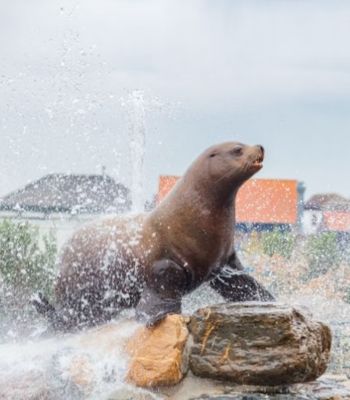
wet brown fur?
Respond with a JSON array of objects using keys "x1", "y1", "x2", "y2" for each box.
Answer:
[{"x1": 38, "y1": 142, "x2": 265, "y2": 330}]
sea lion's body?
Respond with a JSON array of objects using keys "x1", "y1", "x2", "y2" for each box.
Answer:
[{"x1": 34, "y1": 142, "x2": 274, "y2": 330}]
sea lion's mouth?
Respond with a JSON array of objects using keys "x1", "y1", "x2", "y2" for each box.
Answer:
[{"x1": 251, "y1": 154, "x2": 264, "y2": 170}]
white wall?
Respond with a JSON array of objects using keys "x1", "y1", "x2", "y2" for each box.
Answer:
[
  {"x1": 0, "y1": 211, "x2": 98, "y2": 250},
  {"x1": 302, "y1": 209, "x2": 323, "y2": 235}
]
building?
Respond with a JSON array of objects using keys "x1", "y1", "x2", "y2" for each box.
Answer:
[
  {"x1": 303, "y1": 193, "x2": 350, "y2": 234},
  {"x1": 0, "y1": 174, "x2": 130, "y2": 248},
  {"x1": 158, "y1": 176, "x2": 305, "y2": 232}
]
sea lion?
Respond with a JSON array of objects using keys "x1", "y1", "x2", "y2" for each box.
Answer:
[{"x1": 34, "y1": 141, "x2": 274, "y2": 331}]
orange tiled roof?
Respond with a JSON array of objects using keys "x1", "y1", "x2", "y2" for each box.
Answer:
[
  {"x1": 236, "y1": 179, "x2": 298, "y2": 224},
  {"x1": 323, "y1": 211, "x2": 350, "y2": 232},
  {"x1": 158, "y1": 176, "x2": 299, "y2": 224}
]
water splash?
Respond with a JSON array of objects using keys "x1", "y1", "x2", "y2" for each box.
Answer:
[
  {"x1": 120, "y1": 90, "x2": 166, "y2": 213},
  {"x1": 0, "y1": 315, "x2": 161, "y2": 399},
  {"x1": 121, "y1": 90, "x2": 147, "y2": 213}
]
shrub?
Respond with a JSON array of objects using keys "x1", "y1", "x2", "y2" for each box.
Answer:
[
  {"x1": 0, "y1": 219, "x2": 57, "y2": 337},
  {"x1": 261, "y1": 229, "x2": 296, "y2": 259},
  {"x1": 304, "y1": 232, "x2": 340, "y2": 279},
  {"x1": 0, "y1": 219, "x2": 57, "y2": 295}
]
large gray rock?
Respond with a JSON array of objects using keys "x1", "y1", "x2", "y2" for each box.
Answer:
[
  {"x1": 189, "y1": 303, "x2": 331, "y2": 386},
  {"x1": 160, "y1": 374, "x2": 350, "y2": 400},
  {"x1": 186, "y1": 374, "x2": 350, "y2": 400}
]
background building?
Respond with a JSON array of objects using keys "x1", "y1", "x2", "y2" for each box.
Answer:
[
  {"x1": 2, "y1": 172, "x2": 350, "y2": 250},
  {"x1": 0, "y1": 174, "x2": 130, "y2": 248},
  {"x1": 303, "y1": 193, "x2": 350, "y2": 235}
]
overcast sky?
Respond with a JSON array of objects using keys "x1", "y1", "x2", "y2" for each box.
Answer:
[{"x1": 1, "y1": 0, "x2": 350, "y2": 203}]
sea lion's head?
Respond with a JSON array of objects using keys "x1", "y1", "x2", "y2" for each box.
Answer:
[
  {"x1": 186, "y1": 142, "x2": 265, "y2": 199},
  {"x1": 206, "y1": 141, "x2": 264, "y2": 182}
]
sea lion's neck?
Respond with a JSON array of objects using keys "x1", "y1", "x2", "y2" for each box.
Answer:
[
  {"x1": 154, "y1": 175, "x2": 237, "y2": 226},
  {"x1": 185, "y1": 170, "x2": 240, "y2": 211}
]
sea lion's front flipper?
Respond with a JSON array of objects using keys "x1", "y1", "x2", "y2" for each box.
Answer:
[
  {"x1": 226, "y1": 250, "x2": 244, "y2": 271},
  {"x1": 210, "y1": 265, "x2": 275, "y2": 302},
  {"x1": 135, "y1": 287, "x2": 181, "y2": 326},
  {"x1": 135, "y1": 259, "x2": 190, "y2": 326}
]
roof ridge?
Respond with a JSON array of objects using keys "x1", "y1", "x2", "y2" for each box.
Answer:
[{"x1": 0, "y1": 174, "x2": 130, "y2": 214}]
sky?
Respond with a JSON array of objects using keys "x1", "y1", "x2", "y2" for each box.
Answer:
[{"x1": 0, "y1": 0, "x2": 350, "y2": 204}]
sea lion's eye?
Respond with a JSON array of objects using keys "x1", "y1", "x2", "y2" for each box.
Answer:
[
  {"x1": 230, "y1": 146, "x2": 243, "y2": 156},
  {"x1": 209, "y1": 153, "x2": 217, "y2": 158}
]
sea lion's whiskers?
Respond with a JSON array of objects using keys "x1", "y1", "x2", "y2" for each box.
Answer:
[{"x1": 214, "y1": 169, "x2": 234, "y2": 185}]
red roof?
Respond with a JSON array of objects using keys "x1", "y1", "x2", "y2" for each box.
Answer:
[
  {"x1": 158, "y1": 176, "x2": 299, "y2": 224},
  {"x1": 323, "y1": 211, "x2": 350, "y2": 232},
  {"x1": 236, "y1": 179, "x2": 298, "y2": 224}
]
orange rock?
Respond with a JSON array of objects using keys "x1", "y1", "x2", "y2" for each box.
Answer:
[{"x1": 126, "y1": 314, "x2": 189, "y2": 388}]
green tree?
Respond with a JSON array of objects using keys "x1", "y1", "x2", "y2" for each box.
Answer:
[
  {"x1": 0, "y1": 219, "x2": 57, "y2": 336},
  {"x1": 0, "y1": 219, "x2": 56, "y2": 295},
  {"x1": 304, "y1": 232, "x2": 340, "y2": 279},
  {"x1": 261, "y1": 229, "x2": 296, "y2": 259}
]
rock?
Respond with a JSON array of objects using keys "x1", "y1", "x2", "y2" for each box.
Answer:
[
  {"x1": 126, "y1": 314, "x2": 190, "y2": 387},
  {"x1": 189, "y1": 303, "x2": 331, "y2": 386},
  {"x1": 159, "y1": 374, "x2": 350, "y2": 400},
  {"x1": 186, "y1": 376, "x2": 350, "y2": 400}
]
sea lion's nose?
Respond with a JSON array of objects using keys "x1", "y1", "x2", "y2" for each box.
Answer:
[{"x1": 257, "y1": 145, "x2": 264, "y2": 156}]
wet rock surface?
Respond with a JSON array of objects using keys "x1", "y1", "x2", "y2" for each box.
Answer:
[
  {"x1": 160, "y1": 374, "x2": 350, "y2": 400},
  {"x1": 126, "y1": 314, "x2": 190, "y2": 388},
  {"x1": 189, "y1": 303, "x2": 331, "y2": 385},
  {"x1": 0, "y1": 303, "x2": 334, "y2": 398}
]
